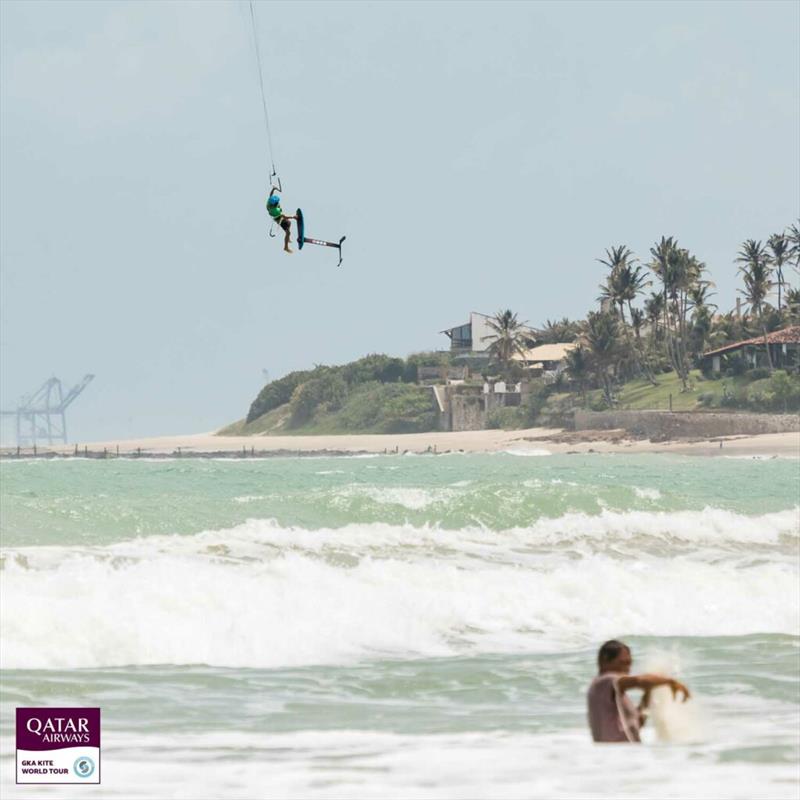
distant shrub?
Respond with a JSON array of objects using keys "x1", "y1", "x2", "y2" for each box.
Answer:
[
  {"x1": 745, "y1": 367, "x2": 770, "y2": 382},
  {"x1": 486, "y1": 407, "x2": 525, "y2": 429},
  {"x1": 697, "y1": 392, "x2": 716, "y2": 407},
  {"x1": 380, "y1": 385, "x2": 439, "y2": 432},
  {"x1": 247, "y1": 353, "x2": 423, "y2": 425},
  {"x1": 713, "y1": 373, "x2": 800, "y2": 412},
  {"x1": 747, "y1": 388, "x2": 774, "y2": 409},
  {"x1": 336, "y1": 383, "x2": 437, "y2": 433},
  {"x1": 764, "y1": 371, "x2": 800, "y2": 412},
  {"x1": 554, "y1": 391, "x2": 584, "y2": 424},
  {"x1": 723, "y1": 355, "x2": 747, "y2": 377},
  {"x1": 247, "y1": 368, "x2": 319, "y2": 422},
  {"x1": 288, "y1": 372, "x2": 348, "y2": 427},
  {"x1": 403, "y1": 351, "x2": 451, "y2": 383},
  {"x1": 341, "y1": 354, "x2": 405, "y2": 386}
]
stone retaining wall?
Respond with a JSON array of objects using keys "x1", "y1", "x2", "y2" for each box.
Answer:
[
  {"x1": 450, "y1": 393, "x2": 486, "y2": 431},
  {"x1": 573, "y1": 410, "x2": 800, "y2": 439}
]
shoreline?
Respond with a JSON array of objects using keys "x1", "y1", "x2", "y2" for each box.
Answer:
[{"x1": 2, "y1": 428, "x2": 798, "y2": 459}]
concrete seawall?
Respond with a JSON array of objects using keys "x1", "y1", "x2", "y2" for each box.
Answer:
[{"x1": 573, "y1": 410, "x2": 800, "y2": 439}]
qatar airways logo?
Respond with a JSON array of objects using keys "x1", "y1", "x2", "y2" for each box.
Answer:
[
  {"x1": 25, "y1": 716, "x2": 91, "y2": 744},
  {"x1": 16, "y1": 708, "x2": 101, "y2": 785}
]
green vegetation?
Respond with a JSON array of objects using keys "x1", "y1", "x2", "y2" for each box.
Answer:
[
  {"x1": 229, "y1": 219, "x2": 799, "y2": 436},
  {"x1": 532, "y1": 221, "x2": 800, "y2": 421},
  {"x1": 592, "y1": 370, "x2": 706, "y2": 411},
  {"x1": 245, "y1": 368, "x2": 320, "y2": 423},
  {"x1": 333, "y1": 383, "x2": 438, "y2": 433},
  {"x1": 700, "y1": 371, "x2": 800, "y2": 413},
  {"x1": 485, "y1": 368, "x2": 800, "y2": 432},
  {"x1": 231, "y1": 353, "x2": 442, "y2": 435},
  {"x1": 573, "y1": 368, "x2": 800, "y2": 415},
  {"x1": 482, "y1": 309, "x2": 533, "y2": 379}
]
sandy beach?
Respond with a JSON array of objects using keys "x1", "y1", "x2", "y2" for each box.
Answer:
[{"x1": 7, "y1": 427, "x2": 798, "y2": 458}]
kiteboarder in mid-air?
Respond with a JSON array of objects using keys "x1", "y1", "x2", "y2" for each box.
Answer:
[{"x1": 267, "y1": 187, "x2": 297, "y2": 253}]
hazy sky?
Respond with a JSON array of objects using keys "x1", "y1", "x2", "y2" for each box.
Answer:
[{"x1": 1, "y1": 0, "x2": 798, "y2": 441}]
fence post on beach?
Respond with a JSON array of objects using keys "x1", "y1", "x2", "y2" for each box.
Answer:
[
  {"x1": 116, "y1": 445, "x2": 119, "y2": 457},
  {"x1": 251, "y1": 447, "x2": 254, "y2": 456},
  {"x1": 74, "y1": 444, "x2": 78, "y2": 456},
  {"x1": 84, "y1": 446, "x2": 88, "y2": 457},
  {"x1": 33, "y1": 444, "x2": 37, "y2": 456},
  {"x1": 103, "y1": 447, "x2": 108, "y2": 458},
  {"x1": 17, "y1": 445, "x2": 20, "y2": 456},
  {"x1": 669, "y1": 393, "x2": 673, "y2": 412}
]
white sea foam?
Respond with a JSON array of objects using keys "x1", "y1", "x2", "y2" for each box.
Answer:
[
  {"x1": 338, "y1": 486, "x2": 455, "y2": 510},
  {"x1": 2, "y1": 728, "x2": 798, "y2": 800},
  {"x1": 2, "y1": 509, "x2": 797, "y2": 670},
  {"x1": 633, "y1": 487, "x2": 662, "y2": 500},
  {"x1": 641, "y1": 650, "x2": 706, "y2": 743},
  {"x1": 500, "y1": 448, "x2": 552, "y2": 457}
]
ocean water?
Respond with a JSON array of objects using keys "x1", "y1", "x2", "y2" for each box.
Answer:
[{"x1": 1, "y1": 453, "x2": 798, "y2": 799}]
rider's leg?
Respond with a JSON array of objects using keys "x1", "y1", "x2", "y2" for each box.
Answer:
[{"x1": 282, "y1": 220, "x2": 293, "y2": 253}]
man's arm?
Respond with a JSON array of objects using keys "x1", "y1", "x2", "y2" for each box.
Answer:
[{"x1": 618, "y1": 674, "x2": 690, "y2": 701}]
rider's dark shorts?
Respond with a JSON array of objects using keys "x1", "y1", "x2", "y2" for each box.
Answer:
[{"x1": 278, "y1": 217, "x2": 291, "y2": 232}]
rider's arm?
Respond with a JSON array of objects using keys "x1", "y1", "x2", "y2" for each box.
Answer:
[{"x1": 617, "y1": 674, "x2": 690, "y2": 701}]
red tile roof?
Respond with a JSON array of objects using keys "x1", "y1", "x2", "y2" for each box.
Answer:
[{"x1": 703, "y1": 326, "x2": 800, "y2": 358}]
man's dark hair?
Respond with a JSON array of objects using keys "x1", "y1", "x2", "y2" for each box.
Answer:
[{"x1": 597, "y1": 640, "x2": 629, "y2": 667}]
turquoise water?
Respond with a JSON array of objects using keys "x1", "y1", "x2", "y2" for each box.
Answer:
[
  {"x1": 1, "y1": 454, "x2": 798, "y2": 798},
  {"x1": 2, "y1": 454, "x2": 795, "y2": 545}
]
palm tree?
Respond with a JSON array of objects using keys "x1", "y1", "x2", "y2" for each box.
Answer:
[
  {"x1": 536, "y1": 318, "x2": 584, "y2": 344},
  {"x1": 736, "y1": 239, "x2": 774, "y2": 371},
  {"x1": 597, "y1": 246, "x2": 638, "y2": 322},
  {"x1": 784, "y1": 287, "x2": 800, "y2": 325},
  {"x1": 482, "y1": 309, "x2": 530, "y2": 379},
  {"x1": 767, "y1": 233, "x2": 790, "y2": 310},
  {"x1": 648, "y1": 237, "x2": 702, "y2": 389},
  {"x1": 708, "y1": 309, "x2": 748, "y2": 351},
  {"x1": 564, "y1": 344, "x2": 590, "y2": 406},
  {"x1": 630, "y1": 307, "x2": 645, "y2": 343},
  {"x1": 583, "y1": 311, "x2": 622, "y2": 405},
  {"x1": 787, "y1": 221, "x2": 800, "y2": 274},
  {"x1": 597, "y1": 245, "x2": 654, "y2": 383},
  {"x1": 688, "y1": 282, "x2": 716, "y2": 313},
  {"x1": 649, "y1": 237, "x2": 677, "y2": 376},
  {"x1": 687, "y1": 282, "x2": 717, "y2": 360},
  {"x1": 644, "y1": 291, "x2": 665, "y2": 341}
]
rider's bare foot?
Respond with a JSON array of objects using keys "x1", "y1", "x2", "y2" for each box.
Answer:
[{"x1": 284, "y1": 247, "x2": 294, "y2": 254}]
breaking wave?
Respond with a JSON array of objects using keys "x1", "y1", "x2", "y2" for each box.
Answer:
[{"x1": 2, "y1": 508, "x2": 797, "y2": 670}]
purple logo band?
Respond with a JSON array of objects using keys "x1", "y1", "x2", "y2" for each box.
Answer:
[{"x1": 16, "y1": 708, "x2": 101, "y2": 751}]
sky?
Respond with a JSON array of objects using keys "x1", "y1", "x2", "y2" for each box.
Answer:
[{"x1": 1, "y1": 0, "x2": 798, "y2": 442}]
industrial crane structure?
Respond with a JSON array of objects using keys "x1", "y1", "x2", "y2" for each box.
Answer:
[{"x1": 1, "y1": 375, "x2": 95, "y2": 447}]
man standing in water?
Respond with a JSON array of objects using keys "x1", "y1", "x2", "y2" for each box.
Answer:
[{"x1": 587, "y1": 640, "x2": 690, "y2": 743}]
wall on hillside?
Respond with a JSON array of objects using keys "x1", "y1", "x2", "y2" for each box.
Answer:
[
  {"x1": 450, "y1": 393, "x2": 486, "y2": 431},
  {"x1": 573, "y1": 410, "x2": 800, "y2": 439}
]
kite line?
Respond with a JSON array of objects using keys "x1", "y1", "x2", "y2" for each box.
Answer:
[{"x1": 248, "y1": 0, "x2": 280, "y2": 189}]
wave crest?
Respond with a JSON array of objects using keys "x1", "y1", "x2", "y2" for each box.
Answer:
[{"x1": 2, "y1": 508, "x2": 797, "y2": 670}]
